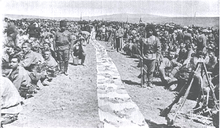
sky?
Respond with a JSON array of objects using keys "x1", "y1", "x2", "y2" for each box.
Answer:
[{"x1": 0, "y1": 0, "x2": 219, "y2": 17}]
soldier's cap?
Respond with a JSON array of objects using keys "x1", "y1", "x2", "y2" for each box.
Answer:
[
  {"x1": 145, "y1": 24, "x2": 155, "y2": 32},
  {"x1": 138, "y1": 22, "x2": 145, "y2": 27},
  {"x1": 60, "y1": 20, "x2": 67, "y2": 28}
]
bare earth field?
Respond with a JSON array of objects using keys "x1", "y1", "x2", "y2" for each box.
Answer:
[
  {"x1": 5, "y1": 43, "x2": 100, "y2": 128},
  {"x1": 101, "y1": 41, "x2": 211, "y2": 128},
  {"x1": 5, "y1": 40, "x2": 214, "y2": 128}
]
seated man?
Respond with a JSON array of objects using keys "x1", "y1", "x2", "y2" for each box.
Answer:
[
  {"x1": 72, "y1": 39, "x2": 86, "y2": 65},
  {"x1": 1, "y1": 77, "x2": 22, "y2": 126},
  {"x1": 2, "y1": 44, "x2": 16, "y2": 64},
  {"x1": 159, "y1": 50, "x2": 182, "y2": 88},
  {"x1": 20, "y1": 42, "x2": 44, "y2": 90},
  {"x1": 205, "y1": 46, "x2": 218, "y2": 72},
  {"x1": 160, "y1": 51, "x2": 212, "y2": 117},
  {"x1": 20, "y1": 42, "x2": 39, "y2": 71},
  {"x1": 177, "y1": 41, "x2": 188, "y2": 64},
  {"x1": 2, "y1": 45, "x2": 21, "y2": 78},
  {"x1": 8, "y1": 56, "x2": 33, "y2": 98},
  {"x1": 42, "y1": 42, "x2": 56, "y2": 60},
  {"x1": 43, "y1": 50, "x2": 58, "y2": 70},
  {"x1": 123, "y1": 37, "x2": 140, "y2": 57},
  {"x1": 41, "y1": 50, "x2": 59, "y2": 86},
  {"x1": 122, "y1": 38, "x2": 132, "y2": 55},
  {"x1": 31, "y1": 39, "x2": 42, "y2": 54},
  {"x1": 82, "y1": 32, "x2": 90, "y2": 44}
]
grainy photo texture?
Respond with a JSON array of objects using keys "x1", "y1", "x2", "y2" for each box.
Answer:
[{"x1": 0, "y1": 0, "x2": 219, "y2": 128}]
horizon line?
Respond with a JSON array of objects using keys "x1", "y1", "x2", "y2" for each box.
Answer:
[{"x1": 4, "y1": 13, "x2": 220, "y2": 19}]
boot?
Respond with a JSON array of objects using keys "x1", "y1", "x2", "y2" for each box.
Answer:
[
  {"x1": 147, "y1": 72, "x2": 155, "y2": 88},
  {"x1": 81, "y1": 54, "x2": 86, "y2": 65},
  {"x1": 59, "y1": 61, "x2": 65, "y2": 74},
  {"x1": 64, "y1": 61, "x2": 69, "y2": 76},
  {"x1": 147, "y1": 81, "x2": 154, "y2": 88}
]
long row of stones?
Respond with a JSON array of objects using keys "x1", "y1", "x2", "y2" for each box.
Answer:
[{"x1": 92, "y1": 40, "x2": 149, "y2": 128}]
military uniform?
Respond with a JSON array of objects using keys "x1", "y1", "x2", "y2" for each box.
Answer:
[
  {"x1": 73, "y1": 40, "x2": 86, "y2": 65},
  {"x1": 20, "y1": 50, "x2": 39, "y2": 71},
  {"x1": 54, "y1": 20, "x2": 72, "y2": 75},
  {"x1": 142, "y1": 35, "x2": 161, "y2": 86},
  {"x1": 115, "y1": 27, "x2": 124, "y2": 52},
  {"x1": 6, "y1": 22, "x2": 18, "y2": 46},
  {"x1": 8, "y1": 66, "x2": 31, "y2": 91},
  {"x1": 20, "y1": 50, "x2": 44, "y2": 91},
  {"x1": 197, "y1": 33, "x2": 207, "y2": 53},
  {"x1": 27, "y1": 22, "x2": 41, "y2": 39},
  {"x1": 44, "y1": 54, "x2": 59, "y2": 78},
  {"x1": 159, "y1": 57, "x2": 182, "y2": 87}
]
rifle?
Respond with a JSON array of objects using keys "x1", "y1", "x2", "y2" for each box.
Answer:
[
  {"x1": 140, "y1": 27, "x2": 147, "y2": 87},
  {"x1": 53, "y1": 40, "x2": 58, "y2": 59},
  {"x1": 168, "y1": 62, "x2": 219, "y2": 125}
]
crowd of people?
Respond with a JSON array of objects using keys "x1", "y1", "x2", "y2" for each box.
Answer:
[
  {"x1": 1, "y1": 17, "x2": 219, "y2": 127},
  {"x1": 1, "y1": 18, "x2": 89, "y2": 127},
  {"x1": 96, "y1": 20, "x2": 219, "y2": 90},
  {"x1": 95, "y1": 19, "x2": 219, "y2": 127}
]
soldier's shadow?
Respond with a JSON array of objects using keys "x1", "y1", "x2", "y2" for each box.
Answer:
[
  {"x1": 121, "y1": 80, "x2": 142, "y2": 88},
  {"x1": 69, "y1": 62, "x2": 78, "y2": 66},
  {"x1": 122, "y1": 79, "x2": 163, "y2": 88}
]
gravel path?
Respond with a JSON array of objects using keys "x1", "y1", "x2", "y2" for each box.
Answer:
[{"x1": 92, "y1": 40, "x2": 148, "y2": 128}]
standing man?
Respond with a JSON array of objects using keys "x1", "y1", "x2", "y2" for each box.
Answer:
[
  {"x1": 197, "y1": 29, "x2": 208, "y2": 54},
  {"x1": 54, "y1": 20, "x2": 72, "y2": 75},
  {"x1": 115, "y1": 26, "x2": 124, "y2": 52},
  {"x1": 72, "y1": 39, "x2": 86, "y2": 66},
  {"x1": 141, "y1": 24, "x2": 161, "y2": 88},
  {"x1": 26, "y1": 21, "x2": 40, "y2": 39},
  {"x1": 5, "y1": 20, "x2": 18, "y2": 47},
  {"x1": 90, "y1": 26, "x2": 96, "y2": 41}
]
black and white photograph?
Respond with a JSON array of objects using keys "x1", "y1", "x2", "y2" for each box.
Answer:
[{"x1": 0, "y1": 0, "x2": 219, "y2": 128}]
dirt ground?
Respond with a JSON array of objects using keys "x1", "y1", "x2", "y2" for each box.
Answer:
[
  {"x1": 5, "y1": 43, "x2": 100, "y2": 128},
  {"x1": 101, "y1": 41, "x2": 214, "y2": 128},
  {"x1": 4, "y1": 40, "x2": 215, "y2": 128}
]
